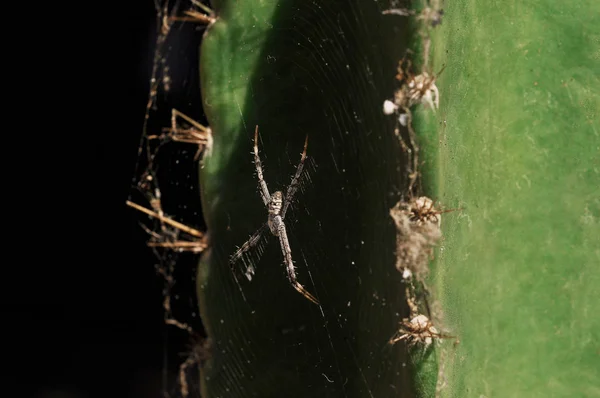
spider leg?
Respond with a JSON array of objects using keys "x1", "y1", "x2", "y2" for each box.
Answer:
[
  {"x1": 253, "y1": 126, "x2": 271, "y2": 206},
  {"x1": 422, "y1": 89, "x2": 436, "y2": 112},
  {"x1": 431, "y1": 82, "x2": 440, "y2": 112},
  {"x1": 229, "y1": 223, "x2": 269, "y2": 281},
  {"x1": 291, "y1": 279, "x2": 319, "y2": 305},
  {"x1": 281, "y1": 134, "x2": 308, "y2": 219},
  {"x1": 276, "y1": 220, "x2": 319, "y2": 304},
  {"x1": 436, "y1": 64, "x2": 447, "y2": 77},
  {"x1": 389, "y1": 332, "x2": 409, "y2": 345}
]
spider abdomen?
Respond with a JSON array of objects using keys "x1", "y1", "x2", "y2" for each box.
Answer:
[
  {"x1": 268, "y1": 192, "x2": 284, "y2": 235},
  {"x1": 268, "y1": 214, "x2": 284, "y2": 236},
  {"x1": 268, "y1": 191, "x2": 283, "y2": 216}
]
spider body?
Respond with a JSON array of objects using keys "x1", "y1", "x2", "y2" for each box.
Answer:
[
  {"x1": 410, "y1": 196, "x2": 442, "y2": 226},
  {"x1": 267, "y1": 191, "x2": 284, "y2": 234},
  {"x1": 410, "y1": 196, "x2": 462, "y2": 227},
  {"x1": 390, "y1": 314, "x2": 455, "y2": 348},
  {"x1": 229, "y1": 127, "x2": 318, "y2": 305},
  {"x1": 384, "y1": 56, "x2": 445, "y2": 114},
  {"x1": 407, "y1": 72, "x2": 440, "y2": 111}
]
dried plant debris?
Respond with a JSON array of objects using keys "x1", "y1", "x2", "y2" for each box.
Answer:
[
  {"x1": 127, "y1": 194, "x2": 207, "y2": 334},
  {"x1": 127, "y1": 200, "x2": 208, "y2": 253},
  {"x1": 383, "y1": 53, "x2": 446, "y2": 194},
  {"x1": 390, "y1": 195, "x2": 460, "y2": 285},
  {"x1": 383, "y1": 0, "x2": 444, "y2": 67},
  {"x1": 179, "y1": 336, "x2": 212, "y2": 398},
  {"x1": 169, "y1": 0, "x2": 216, "y2": 25},
  {"x1": 390, "y1": 196, "x2": 443, "y2": 282},
  {"x1": 130, "y1": 110, "x2": 211, "y2": 254},
  {"x1": 383, "y1": 1, "x2": 458, "y2": 393},
  {"x1": 383, "y1": 0, "x2": 444, "y2": 27},
  {"x1": 148, "y1": 109, "x2": 213, "y2": 163},
  {"x1": 382, "y1": 1, "x2": 446, "y2": 196},
  {"x1": 127, "y1": 3, "x2": 216, "y2": 397}
]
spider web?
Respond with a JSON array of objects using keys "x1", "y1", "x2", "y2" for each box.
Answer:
[
  {"x1": 190, "y1": 0, "x2": 423, "y2": 397},
  {"x1": 130, "y1": 0, "x2": 446, "y2": 397}
]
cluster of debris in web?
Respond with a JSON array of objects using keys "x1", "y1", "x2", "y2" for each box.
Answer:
[
  {"x1": 127, "y1": 1, "x2": 216, "y2": 396},
  {"x1": 382, "y1": 1, "x2": 459, "y2": 391}
]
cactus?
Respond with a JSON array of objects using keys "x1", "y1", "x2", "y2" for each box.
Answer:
[
  {"x1": 196, "y1": 1, "x2": 426, "y2": 397},
  {"x1": 414, "y1": 0, "x2": 600, "y2": 397},
  {"x1": 131, "y1": 0, "x2": 599, "y2": 396}
]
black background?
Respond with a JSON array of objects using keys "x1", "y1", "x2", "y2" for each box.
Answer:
[{"x1": 21, "y1": 2, "x2": 205, "y2": 397}]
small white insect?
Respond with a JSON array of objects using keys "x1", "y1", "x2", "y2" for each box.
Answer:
[
  {"x1": 383, "y1": 100, "x2": 398, "y2": 115},
  {"x1": 383, "y1": 100, "x2": 409, "y2": 127},
  {"x1": 398, "y1": 113, "x2": 409, "y2": 127},
  {"x1": 402, "y1": 267, "x2": 413, "y2": 280}
]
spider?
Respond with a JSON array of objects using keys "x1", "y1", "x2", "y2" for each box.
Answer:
[
  {"x1": 407, "y1": 196, "x2": 445, "y2": 226},
  {"x1": 389, "y1": 314, "x2": 454, "y2": 348},
  {"x1": 395, "y1": 196, "x2": 460, "y2": 227},
  {"x1": 406, "y1": 68, "x2": 443, "y2": 111},
  {"x1": 178, "y1": 335, "x2": 212, "y2": 398},
  {"x1": 229, "y1": 126, "x2": 319, "y2": 305},
  {"x1": 383, "y1": 58, "x2": 445, "y2": 115},
  {"x1": 390, "y1": 196, "x2": 454, "y2": 282}
]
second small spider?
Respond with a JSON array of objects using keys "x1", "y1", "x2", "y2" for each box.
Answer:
[{"x1": 229, "y1": 126, "x2": 319, "y2": 305}]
